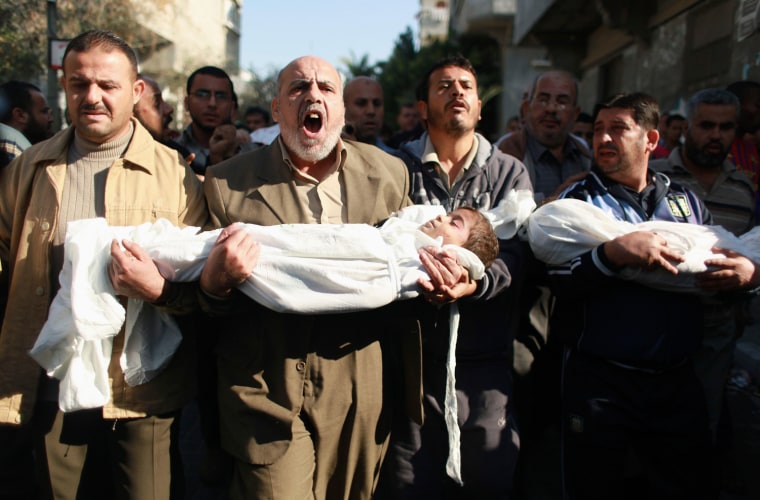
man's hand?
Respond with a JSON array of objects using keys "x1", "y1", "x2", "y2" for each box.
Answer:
[
  {"x1": 208, "y1": 124, "x2": 240, "y2": 165},
  {"x1": 417, "y1": 246, "x2": 477, "y2": 304},
  {"x1": 603, "y1": 231, "x2": 685, "y2": 274},
  {"x1": 200, "y1": 224, "x2": 260, "y2": 297},
  {"x1": 109, "y1": 239, "x2": 166, "y2": 302},
  {"x1": 696, "y1": 248, "x2": 760, "y2": 291}
]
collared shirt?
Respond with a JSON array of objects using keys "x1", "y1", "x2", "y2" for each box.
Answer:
[
  {"x1": 278, "y1": 136, "x2": 348, "y2": 223},
  {"x1": 0, "y1": 122, "x2": 31, "y2": 168},
  {"x1": 650, "y1": 147, "x2": 755, "y2": 235},
  {"x1": 421, "y1": 134, "x2": 478, "y2": 190},
  {"x1": 525, "y1": 132, "x2": 591, "y2": 201}
]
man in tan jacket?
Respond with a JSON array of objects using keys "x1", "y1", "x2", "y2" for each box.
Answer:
[
  {"x1": 0, "y1": 30, "x2": 207, "y2": 499},
  {"x1": 198, "y1": 55, "x2": 466, "y2": 499}
]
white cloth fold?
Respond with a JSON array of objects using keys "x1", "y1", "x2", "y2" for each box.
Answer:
[
  {"x1": 526, "y1": 198, "x2": 760, "y2": 292},
  {"x1": 31, "y1": 193, "x2": 537, "y2": 475},
  {"x1": 30, "y1": 203, "x2": 510, "y2": 413},
  {"x1": 444, "y1": 302, "x2": 463, "y2": 485}
]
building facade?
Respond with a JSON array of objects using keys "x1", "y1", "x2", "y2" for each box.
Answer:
[{"x1": 447, "y1": 0, "x2": 760, "y2": 133}]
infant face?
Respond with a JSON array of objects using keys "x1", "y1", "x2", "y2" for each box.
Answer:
[{"x1": 418, "y1": 208, "x2": 478, "y2": 246}]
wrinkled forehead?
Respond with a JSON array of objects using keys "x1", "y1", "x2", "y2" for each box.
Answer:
[
  {"x1": 280, "y1": 57, "x2": 341, "y2": 91},
  {"x1": 535, "y1": 73, "x2": 576, "y2": 99},
  {"x1": 432, "y1": 65, "x2": 476, "y2": 84},
  {"x1": 596, "y1": 107, "x2": 636, "y2": 124},
  {"x1": 695, "y1": 102, "x2": 738, "y2": 121}
]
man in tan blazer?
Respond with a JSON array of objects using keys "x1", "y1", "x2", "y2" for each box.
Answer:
[{"x1": 198, "y1": 56, "x2": 468, "y2": 499}]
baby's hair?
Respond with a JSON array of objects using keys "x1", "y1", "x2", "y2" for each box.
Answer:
[{"x1": 456, "y1": 206, "x2": 499, "y2": 268}]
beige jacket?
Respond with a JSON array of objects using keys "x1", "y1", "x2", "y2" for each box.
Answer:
[{"x1": 0, "y1": 119, "x2": 208, "y2": 424}]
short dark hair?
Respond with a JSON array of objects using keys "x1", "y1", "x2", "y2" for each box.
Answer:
[
  {"x1": 245, "y1": 105, "x2": 270, "y2": 123},
  {"x1": 63, "y1": 30, "x2": 138, "y2": 79},
  {"x1": 593, "y1": 93, "x2": 660, "y2": 131},
  {"x1": 186, "y1": 66, "x2": 234, "y2": 94},
  {"x1": 415, "y1": 55, "x2": 477, "y2": 103},
  {"x1": 0, "y1": 81, "x2": 41, "y2": 123},
  {"x1": 686, "y1": 88, "x2": 739, "y2": 122},
  {"x1": 665, "y1": 113, "x2": 686, "y2": 127},
  {"x1": 457, "y1": 206, "x2": 499, "y2": 269}
]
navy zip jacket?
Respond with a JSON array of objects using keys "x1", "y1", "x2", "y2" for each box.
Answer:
[{"x1": 548, "y1": 167, "x2": 713, "y2": 370}]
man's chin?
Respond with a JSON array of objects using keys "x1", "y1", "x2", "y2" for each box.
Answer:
[{"x1": 597, "y1": 161, "x2": 622, "y2": 174}]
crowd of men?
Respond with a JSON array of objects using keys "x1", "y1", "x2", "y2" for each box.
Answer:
[{"x1": 0, "y1": 28, "x2": 759, "y2": 500}]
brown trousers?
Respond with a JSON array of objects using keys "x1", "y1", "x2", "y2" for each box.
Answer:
[
  {"x1": 228, "y1": 341, "x2": 390, "y2": 500},
  {"x1": 34, "y1": 402, "x2": 182, "y2": 500}
]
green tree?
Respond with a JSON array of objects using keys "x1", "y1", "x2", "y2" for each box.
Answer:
[
  {"x1": 340, "y1": 51, "x2": 378, "y2": 79},
  {"x1": 236, "y1": 65, "x2": 279, "y2": 119},
  {"x1": 0, "y1": 1, "x2": 47, "y2": 81},
  {"x1": 0, "y1": 0, "x2": 147, "y2": 83}
]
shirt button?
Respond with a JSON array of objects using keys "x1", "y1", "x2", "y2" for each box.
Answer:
[
  {"x1": 296, "y1": 361, "x2": 306, "y2": 372},
  {"x1": 41, "y1": 221, "x2": 50, "y2": 231},
  {"x1": 35, "y1": 287, "x2": 45, "y2": 296}
]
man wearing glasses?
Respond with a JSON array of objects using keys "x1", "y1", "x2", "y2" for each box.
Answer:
[
  {"x1": 499, "y1": 70, "x2": 591, "y2": 202},
  {"x1": 178, "y1": 66, "x2": 250, "y2": 176},
  {"x1": 498, "y1": 70, "x2": 593, "y2": 498}
]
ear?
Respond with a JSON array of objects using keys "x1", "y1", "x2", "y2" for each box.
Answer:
[
  {"x1": 132, "y1": 78, "x2": 145, "y2": 106},
  {"x1": 519, "y1": 99, "x2": 529, "y2": 122},
  {"x1": 645, "y1": 128, "x2": 659, "y2": 152},
  {"x1": 11, "y1": 107, "x2": 28, "y2": 126},
  {"x1": 416, "y1": 100, "x2": 428, "y2": 121},
  {"x1": 477, "y1": 98, "x2": 482, "y2": 122},
  {"x1": 271, "y1": 98, "x2": 280, "y2": 123}
]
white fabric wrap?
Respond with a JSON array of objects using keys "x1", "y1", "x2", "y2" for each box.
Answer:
[
  {"x1": 526, "y1": 198, "x2": 760, "y2": 292},
  {"x1": 29, "y1": 207, "x2": 495, "y2": 413}
]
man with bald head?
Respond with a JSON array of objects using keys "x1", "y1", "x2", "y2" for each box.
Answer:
[
  {"x1": 343, "y1": 76, "x2": 395, "y2": 152},
  {"x1": 499, "y1": 69, "x2": 592, "y2": 498},
  {"x1": 198, "y1": 56, "x2": 459, "y2": 499},
  {"x1": 500, "y1": 70, "x2": 591, "y2": 201}
]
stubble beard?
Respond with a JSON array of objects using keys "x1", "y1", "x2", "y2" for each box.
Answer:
[{"x1": 685, "y1": 137, "x2": 726, "y2": 168}]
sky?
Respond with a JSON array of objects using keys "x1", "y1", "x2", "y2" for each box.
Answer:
[{"x1": 240, "y1": 0, "x2": 420, "y2": 76}]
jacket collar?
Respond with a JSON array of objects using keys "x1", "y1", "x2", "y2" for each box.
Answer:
[{"x1": 254, "y1": 139, "x2": 387, "y2": 224}]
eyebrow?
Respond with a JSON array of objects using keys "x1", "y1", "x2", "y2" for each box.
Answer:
[{"x1": 439, "y1": 76, "x2": 472, "y2": 83}]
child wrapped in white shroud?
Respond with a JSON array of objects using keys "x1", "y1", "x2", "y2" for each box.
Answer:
[
  {"x1": 30, "y1": 191, "x2": 537, "y2": 413},
  {"x1": 526, "y1": 198, "x2": 760, "y2": 291}
]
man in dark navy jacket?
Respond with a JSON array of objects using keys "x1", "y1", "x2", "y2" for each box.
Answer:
[{"x1": 547, "y1": 93, "x2": 760, "y2": 500}]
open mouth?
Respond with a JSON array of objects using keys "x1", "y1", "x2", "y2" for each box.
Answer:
[
  {"x1": 597, "y1": 148, "x2": 618, "y2": 159},
  {"x1": 303, "y1": 109, "x2": 324, "y2": 135},
  {"x1": 448, "y1": 100, "x2": 468, "y2": 112}
]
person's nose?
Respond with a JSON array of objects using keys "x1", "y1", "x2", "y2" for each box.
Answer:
[
  {"x1": 304, "y1": 81, "x2": 323, "y2": 104},
  {"x1": 82, "y1": 84, "x2": 102, "y2": 105},
  {"x1": 707, "y1": 124, "x2": 722, "y2": 140},
  {"x1": 595, "y1": 127, "x2": 612, "y2": 143}
]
